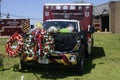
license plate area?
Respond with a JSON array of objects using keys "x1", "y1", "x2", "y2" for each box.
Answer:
[{"x1": 38, "y1": 57, "x2": 48, "y2": 64}]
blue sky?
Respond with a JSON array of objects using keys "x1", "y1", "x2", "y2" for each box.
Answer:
[{"x1": 1, "y1": 0, "x2": 114, "y2": 24}]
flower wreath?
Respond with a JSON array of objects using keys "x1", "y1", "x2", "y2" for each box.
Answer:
[
  {"x1": 6, "y1": 33, "x2": 24, "y2": 57},
  {"x1": 23, "y1": 33, "x2": 36, "y2": 55}
]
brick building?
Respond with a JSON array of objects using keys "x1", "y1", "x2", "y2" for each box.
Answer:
[{"x1": 93, "y1": 1, "x2": 120, "y2": 33}]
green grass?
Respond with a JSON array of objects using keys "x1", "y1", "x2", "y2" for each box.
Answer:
[{"x1": 0, "y1": 33, "x2": 120, "y2": 80}]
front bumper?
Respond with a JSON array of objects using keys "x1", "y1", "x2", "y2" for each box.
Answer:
[{"x1": 23, "y1": 53, "x2": 79, "y2": 65}]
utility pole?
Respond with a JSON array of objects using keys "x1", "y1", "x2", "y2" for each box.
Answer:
[{"x1": 0, "y1": 0, "x2": 2, "y2": 20}]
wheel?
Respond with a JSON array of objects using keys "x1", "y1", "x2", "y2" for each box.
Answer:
[
  {"x1": 76, "y1": 55, "x2": 84, "y2": 74},
  {"x1": 76, "y1": 45, "x2": 85, "y2": 74},
  {"x1": 20, "y1": 60, "x2": 30, "y2": 70}
]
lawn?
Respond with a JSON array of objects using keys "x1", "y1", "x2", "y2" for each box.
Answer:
[{"x1": 0, "y1": 33, "x2": 120, "y2": 80}]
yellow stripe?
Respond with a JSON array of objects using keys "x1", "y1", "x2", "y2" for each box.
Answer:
[
  {"x1": 50, "y1": 53, "x2": 58, "y2": 56},
  {"x1": 55, "y1": 59, "x2": 68, "y2": 65},
  {"x1": 22, "y1": 27, "x2": 29, "y2": 32},
  {"x1": 25, "y1": 57, "x2": 33, "y2": 62},
  {"x1": 21, "y1": 24, "x2": 29, "y2": 29}
]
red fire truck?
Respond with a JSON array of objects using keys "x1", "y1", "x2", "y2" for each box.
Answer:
[
  {"x1": 0, "y1": 19, "x2": 30, "y2": 36},
  {"x1": 42, "y1": 3, "x2": 94, "y2": 73},
  {"x1": 43, "y1": 3, "x2": 94, "y2": 54}
]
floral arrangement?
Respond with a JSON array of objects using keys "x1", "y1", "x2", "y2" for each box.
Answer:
[{"x1": 5, "y1": 29, "x2": 54, "y2": 61}]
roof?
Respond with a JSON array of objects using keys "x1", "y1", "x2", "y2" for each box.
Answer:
[{"x1": 93, "y1": 2, "x2": 109, "y2": 16}]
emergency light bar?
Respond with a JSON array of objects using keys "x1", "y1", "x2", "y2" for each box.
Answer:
[{"x1": 45, "y1": 4, "x2": 91, "y2": 11}]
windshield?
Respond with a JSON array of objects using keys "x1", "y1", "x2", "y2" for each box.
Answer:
[{"x1": 43, "y1": 21, "x2": 78, "y2": 32}]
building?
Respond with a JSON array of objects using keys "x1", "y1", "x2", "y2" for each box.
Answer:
[{"x1": 93, "y1": 1, "x2": 120, "y2": 33}]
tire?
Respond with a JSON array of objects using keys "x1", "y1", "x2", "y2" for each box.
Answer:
[
  {"x1": 20, "y1": 60, "x2": 30, "y2": 70},
  {"x1": 76, "y1": 45, "x2": 85, "y2": 74}
]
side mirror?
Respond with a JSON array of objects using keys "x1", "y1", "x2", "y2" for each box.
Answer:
[
  {"x1": 88, "y1": 26, "x2": 94, "y2": 34},
  {"x1": 30, "y1": 25, "x2": 34, "y2": 29}
]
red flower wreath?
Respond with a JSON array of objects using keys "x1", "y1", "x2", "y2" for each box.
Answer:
[{"x1": 6, "y1": 33, "x2": 24, "y2": 57}]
